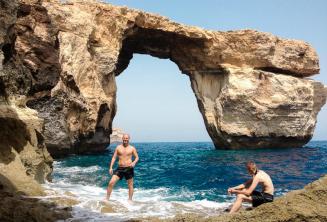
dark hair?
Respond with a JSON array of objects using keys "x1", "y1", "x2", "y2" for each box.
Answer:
[
  {"x1": 246, "y1": 161, "x2": 258, "y2": 175},
  {"x1": 246, "y1": 161, "x2": 256, "y2": 166}
]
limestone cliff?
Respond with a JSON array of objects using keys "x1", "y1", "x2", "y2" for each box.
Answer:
[
  {"x1": 110, "y1": 128, "x2": 126, "y2": 143},
  {"x1": 39, "y1": 0, "x2": 326, "y2": 152},
  {"x1": 0, "y1": 0, "x2": 52, "y2": 196},
  {"x1": 2, "y1": 0, "x2": 327, "y2": 161}
]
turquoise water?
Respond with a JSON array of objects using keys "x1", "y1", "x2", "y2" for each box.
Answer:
[{"x1": 49, "y1": 141, "x2": 327, "y2": 220}]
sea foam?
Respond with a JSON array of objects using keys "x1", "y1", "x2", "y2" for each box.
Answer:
[{"x1": 43, "y1": 181, "x2": 231, "y2": 221}]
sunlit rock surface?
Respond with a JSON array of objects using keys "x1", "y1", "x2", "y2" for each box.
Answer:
[
  {"x1": 38, "y1": 0, "x2": 325, "y2": 151},
  {"x1": 110, "y1": 128, "x2": 126, "y2": 143},
  {"x1": 2, "y1": 0, "x2": 327, "y2": 160}
]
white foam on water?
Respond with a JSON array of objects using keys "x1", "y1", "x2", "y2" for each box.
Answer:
[
  {"x1": 43, "y1": 181, "x2": 231, "y2": 221},
  {"x1": 53, "y1": 165, "x2": 101, "y2": 174}
]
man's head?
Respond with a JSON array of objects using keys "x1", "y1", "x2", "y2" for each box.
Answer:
[
  {"x1": 122, "y1": 134, "x2": 130, "y2": 146},
  {"x1": 246, "y1": 161, "x2": 258, "y2": 176}
]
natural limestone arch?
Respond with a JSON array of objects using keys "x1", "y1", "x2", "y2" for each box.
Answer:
[
  {"x1": 16, "y1": 0, "x2": 326, "y2": 156},
  {"x1": 111, "y1": 21, "x2": 326, "y2": 149}
]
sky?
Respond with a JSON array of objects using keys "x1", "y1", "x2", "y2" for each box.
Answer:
[{"x1": 106, "y1": 0, "x2": 327, "y2": 142}]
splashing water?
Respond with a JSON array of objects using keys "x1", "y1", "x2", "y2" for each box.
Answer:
[{"x1": 43, "y1": 141, "x2": 327, "y2": 221}]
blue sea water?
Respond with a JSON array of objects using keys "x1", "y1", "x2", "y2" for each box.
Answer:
[{"x1": 46, "y1": 141, "x2": 327, "y2": 220}]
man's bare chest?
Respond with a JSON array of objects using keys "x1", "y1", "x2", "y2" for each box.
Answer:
[{"x1": 117, "y1": 147, "x2": 133, "y2": 156}]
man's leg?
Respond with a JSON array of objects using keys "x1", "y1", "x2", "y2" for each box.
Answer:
[
  {"x1": 106, "y1": 175, "x2": 120, "y2": 200},
  {"x1": 127, "y1": 178, "x2": 134, "y2": 200},
  {"x1": 229, "y1": 194, "x2": 252, "y2": 213}
]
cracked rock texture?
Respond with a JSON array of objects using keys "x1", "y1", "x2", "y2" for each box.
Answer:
[
  {"x1": 2, "y1": 0, "x2": 327, "y2": 160},
  {"x1": 0, "y1": 0, "x2": 52, "y2": 196},
  {"x1": 41, "y1": 0, "x2": 326, "y2": 152}
]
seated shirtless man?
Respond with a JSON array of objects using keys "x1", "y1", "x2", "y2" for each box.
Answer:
[
  {"x1": 106, "y1": 134, "x2": 139, "y2": 201},
  {"x1": 227, "y1": 161, "x2": 274, "y2": 213}
]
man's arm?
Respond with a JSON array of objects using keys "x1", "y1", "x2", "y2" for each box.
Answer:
[
  {"x1": 228, "y1": 179, "x2": 253, "y2": 194},
  {"x1": 109, "y1": 147, "x2": 118, "y2": 175},
  {"x1": 228, "y1": 179, "x2": 252, "y2": 190},
  {"x1": 130, "y1": 147, "x2": 139, "y2": 167},
  {"x1": 232, "y1": 177, "x2": 259, "y2": 196}
]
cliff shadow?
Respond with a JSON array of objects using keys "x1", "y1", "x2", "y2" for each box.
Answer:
[{"x1": 0, "y1": 110, "x2": 31, "y2": 164}]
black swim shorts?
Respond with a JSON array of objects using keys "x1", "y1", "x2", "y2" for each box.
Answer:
[
  {"x1": 251, "y1": 190, "x2": 274, "y2": 207},
  {"x1": 113, "y1": 166, "x2": 134, "y2": 180}
]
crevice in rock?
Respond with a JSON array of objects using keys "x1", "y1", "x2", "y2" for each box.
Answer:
[
  {"x1": 17, "y1": 3, "x2": 32, "y2": 18},
  {"x1": 0, "y1": 78, "x2": 8, "y2": 100},
  {"x1": 0, "y1": 115, "x2": 30, "y2": 161},
  {"x1": 61, "y1": 73, "x2": 80, "y2": 94},
  {"x1": 35, "y1": 130, "x2": 45, "y2": 149},
  {"x1": 96, "y1": 103, "x2": 110, "y2": 131},
  {"x1": 2, "y1": 43, "x2": 14, "y2": 64},
  {"x1": 254, "y1": 67, "x2": 303, "y2": 77}
]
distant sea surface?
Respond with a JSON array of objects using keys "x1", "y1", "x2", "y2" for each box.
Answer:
[{"x1": 44, "y1": 141, "x2": 327, "y2": 221}]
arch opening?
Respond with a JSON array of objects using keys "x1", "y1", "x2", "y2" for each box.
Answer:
[{"x1": 113, "y1": 53, "x2": 211, "y2": 142}]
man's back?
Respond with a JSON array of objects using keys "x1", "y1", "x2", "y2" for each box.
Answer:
[{"x1": 256, "y1": 170, "x2": 274, "y2": 195}]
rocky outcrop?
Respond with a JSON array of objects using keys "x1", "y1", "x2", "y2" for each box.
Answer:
[
  {"x1": 110, "y1": 128, "x2": 126, "y2": 143},
  {"x1": 0, "y1": 191, "x2": 72, "y2": 222},
  {"x1": 0, "y1": 100, "x2": 53, "y2": 195},
  {"x1": 0, "y1": 0, "x2": 52, "y2": 196},
  {"x1": 166, "y1": 175, "x2": 327, "y2": 222},
  {"x1": 191, "y1": 67, "x2": 327, "y2": 148},
  {"x1": 2, "y1": 0, "x2": 326, "y2": 161},
  {"x1": 38, "y1": 0, "x2": 325, "y2": 151}
]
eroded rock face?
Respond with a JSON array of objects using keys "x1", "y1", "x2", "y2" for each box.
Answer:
[
  {"x1": 190, "y1": 66, "x2": 327, "y2": 148},
  {"x1": 38, "y1": 0, "x2": 325, "y2": 151},
  {"x1": 0, "y1": 99, "x2": 53, "y2": 195},
  {"x1": 0, "y1": 0, "x2": 52, "y2": 195},
  {"x1": 3, "y1": 0, "x2": 326, "y2": 157},
  {"x1": 0, "y1": 191, "x2": 72, "y2": 222}
]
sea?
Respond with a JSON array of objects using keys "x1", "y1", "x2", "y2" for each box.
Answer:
[{"x1": 43, "y1": 141, "x2": 327, "y2": 221}]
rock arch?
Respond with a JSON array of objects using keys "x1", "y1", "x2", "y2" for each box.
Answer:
[{"x1": 18, "y1": 0, "x2": 327, "y2": 156}]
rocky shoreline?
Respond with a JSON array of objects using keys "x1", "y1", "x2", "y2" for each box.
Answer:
[
  {"x1": 0, "y1": 175, "x2": 326, "y2": 222},
  {"x1": 0, "y1": 191, "x2": 72, "y2": 222},
  {"x1": 141, "y1": 175, "x2": 327, "y2": 222}
]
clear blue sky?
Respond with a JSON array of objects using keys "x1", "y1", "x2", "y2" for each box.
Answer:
[{"x1": 106, "y1": 0, "x2": 327, "y2": 142}]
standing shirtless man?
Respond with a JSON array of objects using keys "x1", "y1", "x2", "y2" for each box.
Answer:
[
  {"x1": 106, "y1": 134, "x2": 139, "y2": 201},
  {"x1": 227, "y1": 161, "x2": 274, "y2": 213}
]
